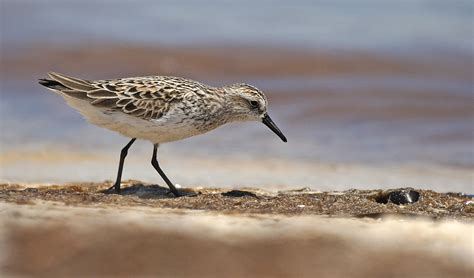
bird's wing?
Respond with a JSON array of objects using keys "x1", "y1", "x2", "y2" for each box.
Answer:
[{"x1": 41, "y1": 72, "x2": 207, "y2": 120}]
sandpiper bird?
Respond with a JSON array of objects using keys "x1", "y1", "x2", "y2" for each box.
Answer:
[{"x1": 39, "y1": 72, "x2": 287, "y2": 196}]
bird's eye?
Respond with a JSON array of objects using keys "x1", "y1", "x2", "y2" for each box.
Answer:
[{"x1": 249, "y1": 100, "x2": 259, "y2": 108}]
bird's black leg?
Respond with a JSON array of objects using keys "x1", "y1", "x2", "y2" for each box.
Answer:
[
  {"x1": 151, "y1": 144, "x2": 181, "y2": 197},
  {"x1": 107, "y1": 138, "x2": 136, "y2": 193}
]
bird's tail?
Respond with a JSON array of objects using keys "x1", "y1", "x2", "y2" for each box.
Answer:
[
  {"x1": 38, "y1": 78, "x2": 66, "y2": 90},
  {"x1": 38, "y1": 72, "x2": 97, "y2": 101},
  {"x1": 39, "y1": 71, "x2": 96, "y2": 90}
]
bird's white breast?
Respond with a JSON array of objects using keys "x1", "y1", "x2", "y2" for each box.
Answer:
[{"x1": 63, "y1": 96, "x2": 212, "y2": 143}]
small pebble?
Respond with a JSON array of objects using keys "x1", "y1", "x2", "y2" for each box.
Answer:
[
  {"x1": 375, "y1": 189, "x2": 420, "y2": 205},
  {"x1": 388, "y1": 190, "x2": 420, "y2": 205}
]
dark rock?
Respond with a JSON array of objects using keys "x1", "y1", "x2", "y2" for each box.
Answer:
[
  {"x1": 375, "y1": 189, "x2": 420, "y2": 205},
  {"x1": 222, "y1": 190, "x2": 259, "y2": 198}
]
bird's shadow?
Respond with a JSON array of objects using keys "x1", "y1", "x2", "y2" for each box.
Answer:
[{"x1": 101, "y1": 183, "x2": 197, "y2": 199}]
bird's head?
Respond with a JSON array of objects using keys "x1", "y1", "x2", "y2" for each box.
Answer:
[{"x1": 224, "y1": 83, "x2": 287, "y2": 142}]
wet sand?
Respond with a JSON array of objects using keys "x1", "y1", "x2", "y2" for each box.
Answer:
[{"x1": 1, "y1": 182, "x2": 473, "y2": 277}]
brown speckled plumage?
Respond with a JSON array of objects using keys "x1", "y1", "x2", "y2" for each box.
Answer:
[
  {"x1": 39, "y1": 72, "x2": 276, "y2": 143},
  {"x1": 46, "y1": 73, "x2": 225, "y2": 121}
]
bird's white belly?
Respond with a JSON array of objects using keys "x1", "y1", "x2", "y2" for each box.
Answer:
[{"x1": 64, "y1": 97, "x2": 204, "y2": 143}]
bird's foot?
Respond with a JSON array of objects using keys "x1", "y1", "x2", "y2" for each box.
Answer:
[
  {"x1": 166, "y1": 189, "x2": 182, "y2": 197},
  {"x1": 102, "y1": 184, "x2": 121, "y2": 194},
  {"x1": 166, "y1": 189, "x2": 199, "y2": 198}
]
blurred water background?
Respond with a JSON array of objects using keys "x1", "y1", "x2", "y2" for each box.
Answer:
[{"x1": 1, "y1": 0, "x2": 473, "y2": 192}]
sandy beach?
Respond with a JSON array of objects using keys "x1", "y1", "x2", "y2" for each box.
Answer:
[{"x1": 1, "y1": 182, "x2": 473, "y2": 277}]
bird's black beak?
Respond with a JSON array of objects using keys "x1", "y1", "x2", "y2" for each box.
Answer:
[{"x1": 262, "y1": 113, "x2": 287, "y2": 142}]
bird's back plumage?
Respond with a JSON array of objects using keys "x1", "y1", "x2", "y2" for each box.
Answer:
[
  {"x1": 40, "y1": 72, "x2": 230, "y2": 143},
  {"x1": 41, "y1": 72, "x2": 221, "y2": 120}
]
